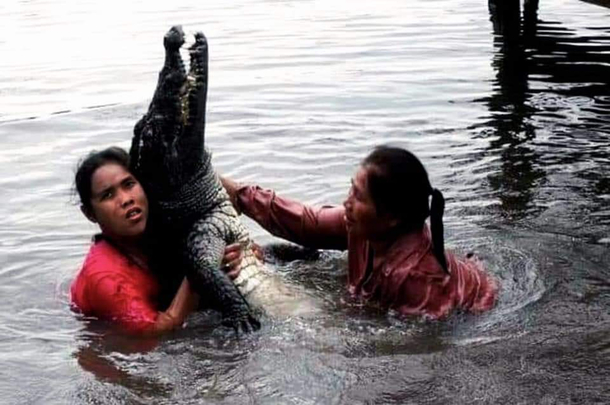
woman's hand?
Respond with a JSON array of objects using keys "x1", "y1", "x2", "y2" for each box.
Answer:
[
  {"x1": 222, "y1": 243, "x2": 245, "y2": 279},
  {"x1": 251, "y1": 242, "x2": 264, "y2": 262},
  {"x1": 221, "y1": 242, "x2": 266, "y2": 279},
  {"x1": 219, "y1": 175, "x2": 242, "y2": 214},
  {"x1": 154, "y1": 278, "x2": 198, "y2": 334}
]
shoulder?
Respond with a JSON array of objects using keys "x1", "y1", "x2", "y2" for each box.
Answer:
[
  {"x1": 385, "y1": 227, "x2": 446, "y2": 279},
  {"x1": 70, "y1": 240, "x2": 130, "y2": 310},
  {"x1": 83, "y1": 239, "x2": 126, "y2": 268}
]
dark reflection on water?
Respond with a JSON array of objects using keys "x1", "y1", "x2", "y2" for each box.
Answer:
[
  {"x1": 73, "y1": 326, "x2": 172, "y2": 403},
  {"x1": 482, "y1": 0, "x2": 543, "y2": 220},
  {"x1": 472, "y1": 0, "x2": 610, "y2": 240}
]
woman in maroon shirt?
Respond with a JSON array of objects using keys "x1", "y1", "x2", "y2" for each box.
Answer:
[
  {"x1": 71, "y1": 147, "x2": 244, "y2": 335},
  {"x1": 222, "y1": 146, "x2": 498, "y2": 319}
]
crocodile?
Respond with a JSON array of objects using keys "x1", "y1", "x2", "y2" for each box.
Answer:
[{"x1": 129, "y1": 26, "x2": 318, "y2": 334}]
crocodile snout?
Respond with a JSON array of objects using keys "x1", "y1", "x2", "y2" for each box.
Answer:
[{"x1": 164, "y1": 25, "x2": 185, "y2": 51}]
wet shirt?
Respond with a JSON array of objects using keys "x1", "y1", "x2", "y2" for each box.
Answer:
[
  {"x1": 235, "y1": 185, "x2": 498, "y2": 319},
  {"x1": 70, "y1": 239, "x2": 160, "y2": 333}
]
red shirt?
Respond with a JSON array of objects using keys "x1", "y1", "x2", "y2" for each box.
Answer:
[
  {"x1": 236, "y1": 185, "x2": 498, "y2": 319},
  {"x1": 70, "y1": 239, "x2": 160, "y2": 333}
]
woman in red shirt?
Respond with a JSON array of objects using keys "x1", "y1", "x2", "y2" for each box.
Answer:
[
  {"x1": 71, "y1": 147, "x2": 244, "y2": 335},
  {"x1": 222, "y1": 146, "x2": 498, "y2": 319}
]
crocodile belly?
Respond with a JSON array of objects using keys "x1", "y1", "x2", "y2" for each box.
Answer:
[{"x1": 212, "y1": 194, "x2": 324, "y2": 318}]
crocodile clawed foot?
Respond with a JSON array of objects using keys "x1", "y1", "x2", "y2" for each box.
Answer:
[{"x1": 222, "y1": 312, "x2": 261, "y2": 337}]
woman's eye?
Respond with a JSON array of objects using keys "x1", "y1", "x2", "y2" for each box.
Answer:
[{"x1": 100, "y1": 190, "x2": 113, "y2": 200}]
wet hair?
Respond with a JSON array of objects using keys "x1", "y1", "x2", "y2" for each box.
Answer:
[
  {"x1": 74, "y1": 146, "x2": 131, "y2": 213},
  {"x1": 362, "y1": 146, "x2": 448, "y2": 274}
]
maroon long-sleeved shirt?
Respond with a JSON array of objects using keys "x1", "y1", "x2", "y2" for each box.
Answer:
[{"x1": 235, "y1": 185, "x2": 498, "y2": 319}]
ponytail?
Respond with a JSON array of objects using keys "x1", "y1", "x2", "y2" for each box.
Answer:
[
  {"x1": 430, "y1": 188, "x2": 449, "y2": 274},
  {"x1": 362, "y1": 146, "x2": 449, "y2": 274}
]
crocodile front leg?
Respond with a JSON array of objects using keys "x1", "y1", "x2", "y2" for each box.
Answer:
[{"x1": 184, "y1": 217, "x2": 261, "y2": 334}]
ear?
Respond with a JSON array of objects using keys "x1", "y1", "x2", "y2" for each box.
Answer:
[
  {"x1": 81, "y1": 205, "x2": 97, "y2": 223},
  {"x1": 387, "y1": 216, "x2": 401, "y2": 229},
  {"x1": 377, "y1": 208, "x2": 401, "y2": 229}
]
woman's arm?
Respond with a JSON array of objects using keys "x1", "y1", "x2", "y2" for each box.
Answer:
[
  {"x1": 87, "y1": 274, "x2": 170, "y2": 334},
  {"x1": 221, "y1": 176, "x2": 348, "y2": 250},
  {"x1": 84, "y1": 244, "x2": 245, "y2": 335},
  {"x1": 143, "y1": 243, "x2": 247, "y2": 334},
  {"x1": 152, "y1": 277, "x2": 197, "y2": 333}
]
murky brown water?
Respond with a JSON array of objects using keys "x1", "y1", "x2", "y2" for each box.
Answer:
[{"x1": 0, "y1": 0, "x2": 608, "y2": 403}]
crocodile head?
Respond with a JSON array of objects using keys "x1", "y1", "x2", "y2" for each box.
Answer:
[{"x1": 130, "y1": 25, "x2": 209, "y2": 200}]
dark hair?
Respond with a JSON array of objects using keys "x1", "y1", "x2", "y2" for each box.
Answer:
[
  {"x1": 362, "y1": 146, "x2": 448, "y2": 274},
  {"x1": 74, "y1": 146, "x2": 131, "y2": 213}
]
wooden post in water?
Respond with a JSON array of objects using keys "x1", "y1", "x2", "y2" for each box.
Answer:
[
  {"x1": 488, "y1": 0, "x2": 521, "y2": 40},
  {"x1": 523, "y1": 0, "x2": 539, "y2": 35}
]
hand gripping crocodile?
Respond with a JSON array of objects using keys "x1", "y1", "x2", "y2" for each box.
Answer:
[{"x1": 129, "y1": 26, "x2": 318, "y2": 334}]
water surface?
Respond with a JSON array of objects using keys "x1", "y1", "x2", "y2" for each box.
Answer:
[{"x1": 0, "y1": 0, "x2": 609, "y2": 403}]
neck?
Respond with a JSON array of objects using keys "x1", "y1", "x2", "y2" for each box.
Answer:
[
  {"x1": 102, "y1": 234, "x2": 148, "y2": 268},
  {"x1": 368, "y1": 224, "x2": 424, "y2": 254},
  {"x1": 368, "y1": 238, "x2": 393, "y2": 255}
]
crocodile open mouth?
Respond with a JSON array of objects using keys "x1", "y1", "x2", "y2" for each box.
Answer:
[
  {"x1": 162, "y1": 25, "x2": 208, "y2": 130},
  {"x1": 130, "y1": 25, "x2": 209, "y2": 194}
]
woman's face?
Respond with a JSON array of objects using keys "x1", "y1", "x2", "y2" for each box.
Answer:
[
  {"x1": 86, "y1": 163, "x2": 149, "y2": 242},
  {"x1": 343, "y1": 165, "x2": 397, "y2": 240}
]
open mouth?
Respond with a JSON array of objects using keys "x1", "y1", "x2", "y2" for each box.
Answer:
[{"x1": 126, "y1": 207, "x2": 143, "y2": 220}]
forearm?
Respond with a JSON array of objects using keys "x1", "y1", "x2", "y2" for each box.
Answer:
[
  {"x1": 221, "y1": 177, "x2": 348, "y2": 250},
  {"x1": 151, "y1": 278, "x2": 198, "y2": 334}
]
